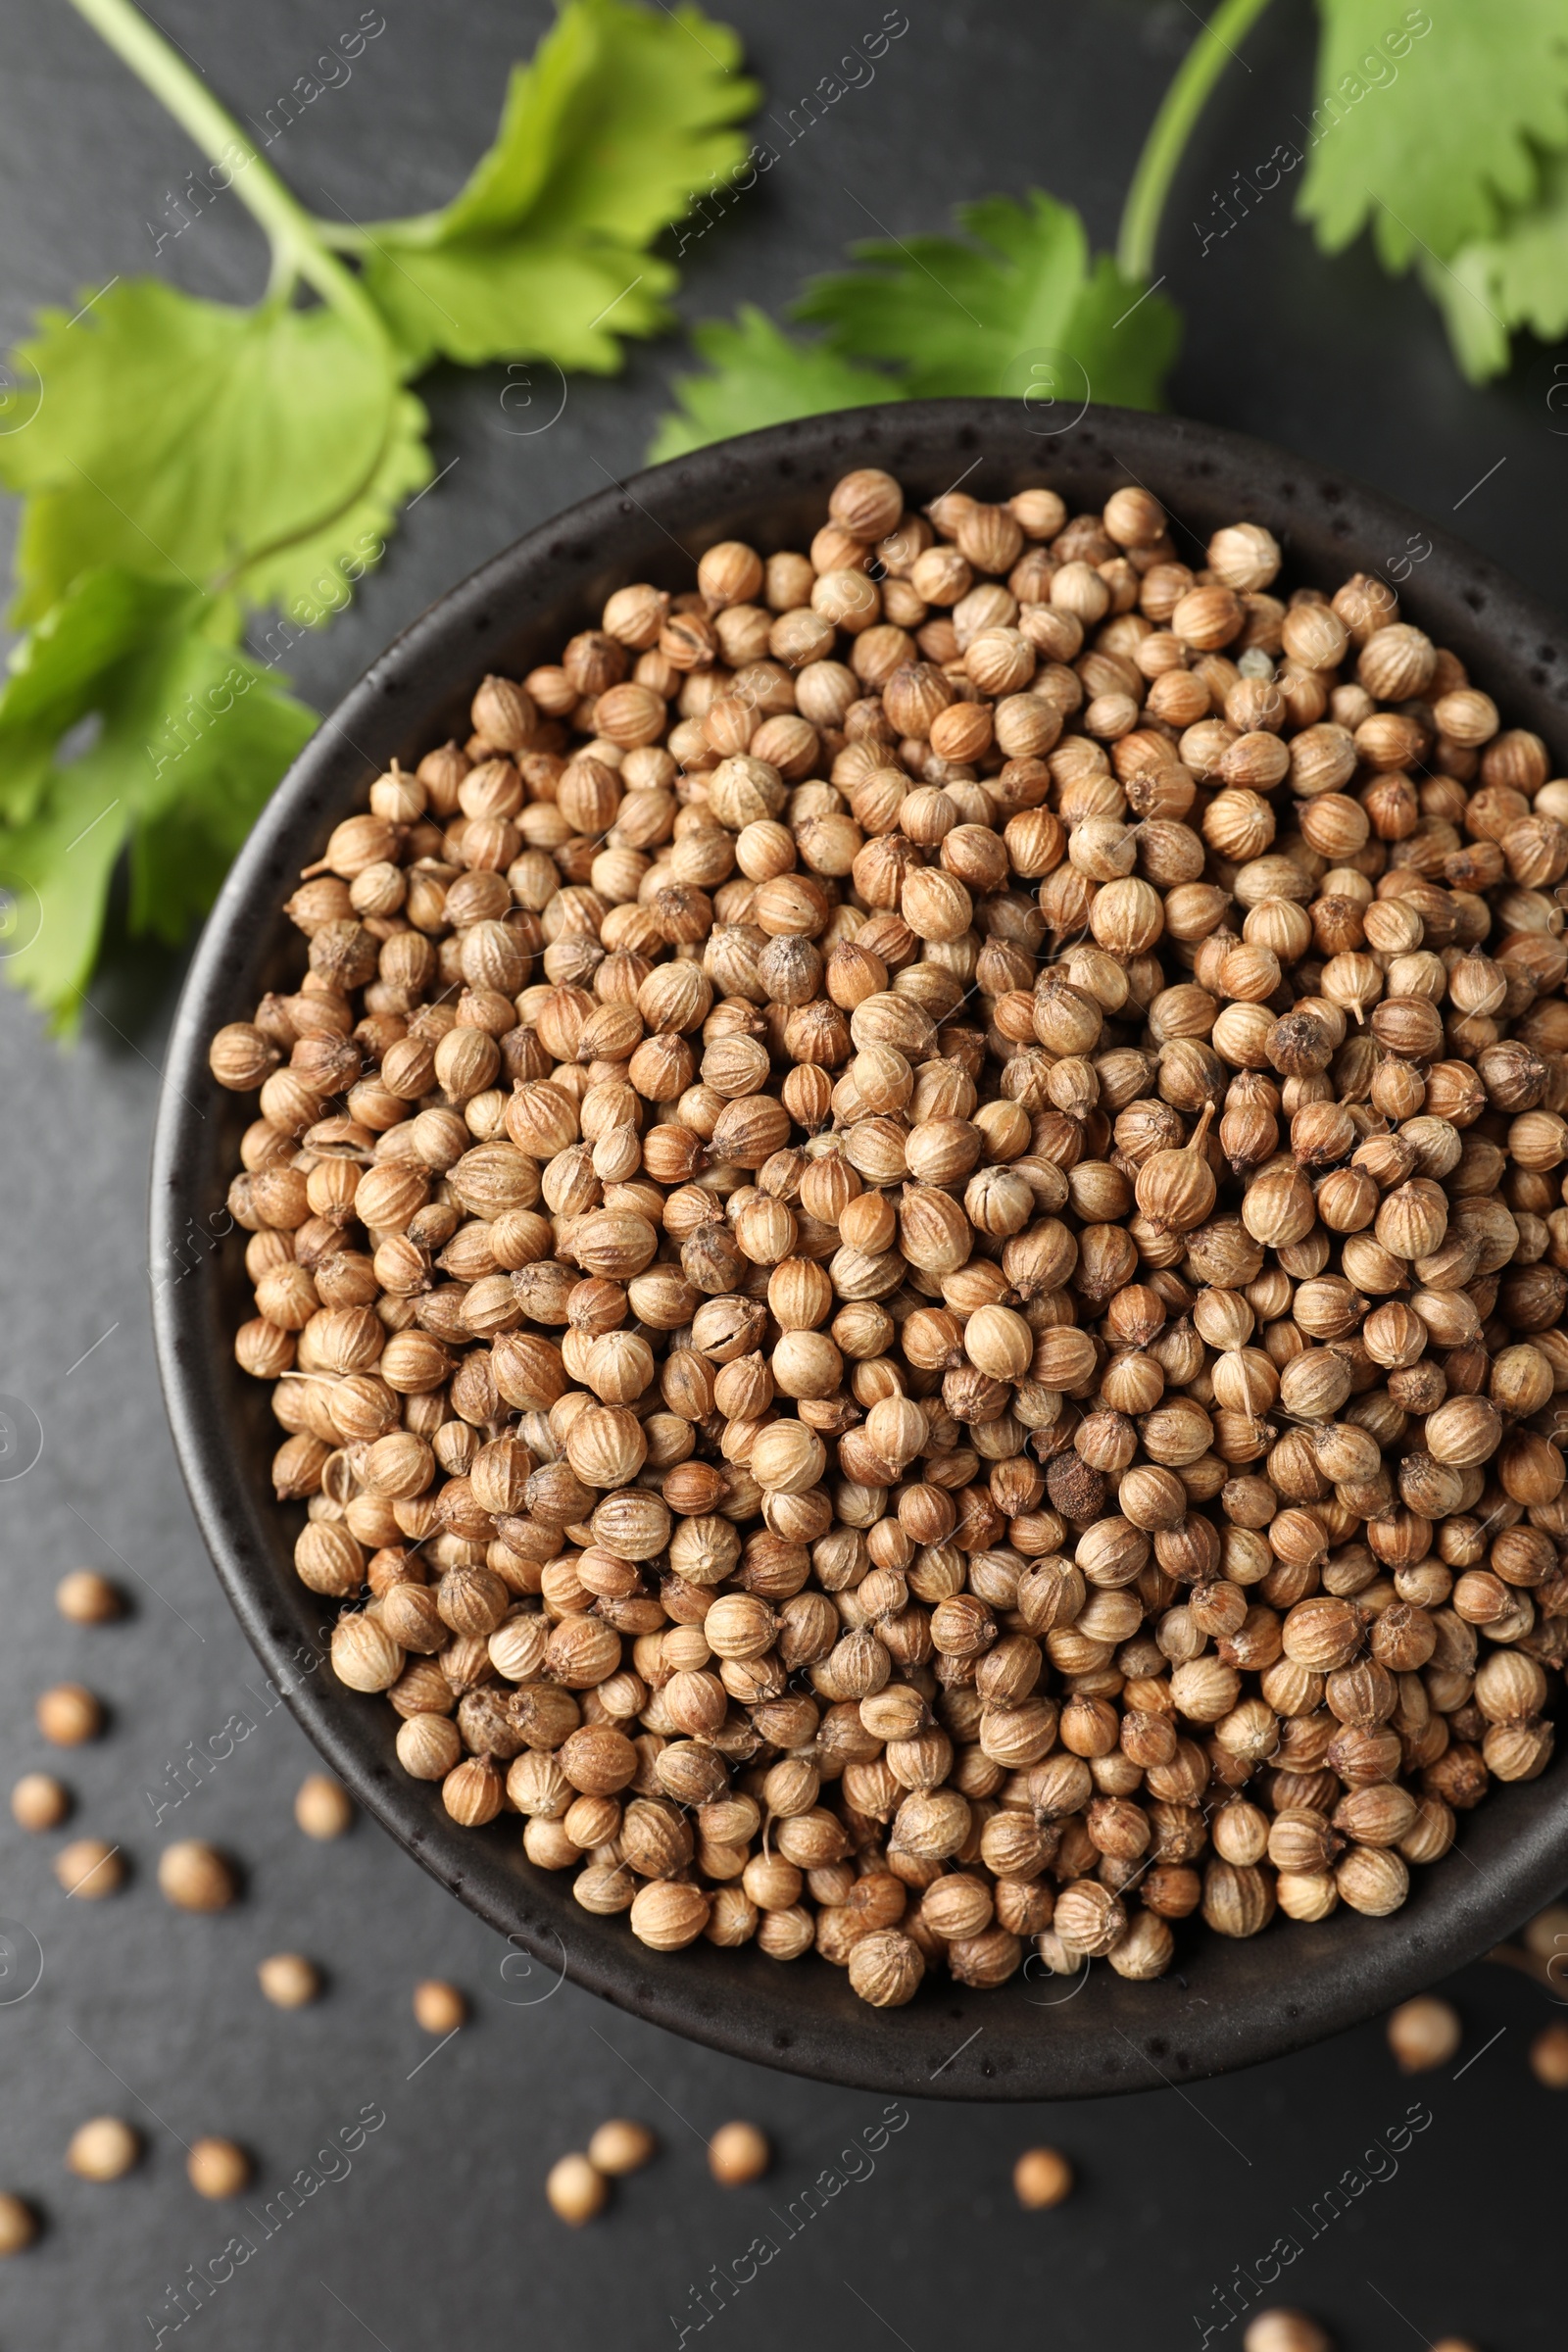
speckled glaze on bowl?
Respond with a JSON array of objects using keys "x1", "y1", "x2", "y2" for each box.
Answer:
[{"x1": 152, "y1": 400, "x2": 1568, "y2": 2099}]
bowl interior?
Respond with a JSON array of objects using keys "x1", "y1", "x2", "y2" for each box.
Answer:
[{"x1": 153, "y1": 398, "x2": 1568, "y2": 2099}]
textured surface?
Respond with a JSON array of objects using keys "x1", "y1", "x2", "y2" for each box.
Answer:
[{"x1": 2, "y1": 1, "x2": 1567, "y2": 2346}]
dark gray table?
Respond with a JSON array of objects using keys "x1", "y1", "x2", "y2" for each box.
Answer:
[{"x1": 1, "y1": 5, "x2": 1563, "y2": 2346}]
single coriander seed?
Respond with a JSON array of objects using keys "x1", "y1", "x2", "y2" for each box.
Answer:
[
  {"x1": 56, "y1": 1571, "x2": 122, "y2": 1625},
  {"x1": 35, "y1": 1684, "x2": 103, "y2": 1746},
  {"x1": 158, "y1": 1840, "x2": 238, "y2": 1913},
  {"x1": 546, "y1": 2152, "x2": 607, "y2": 2225},
  {"x1": 1529, "y1": 2022, "x2": 1568, "y2": 2087},
  {"x1": 1243, "y1": 2313, "x2": 1334, "y2": 2352},
  {"x1": 0, "y1": 2194, "x2": 36, "y2": 2255},
  {"x1": 67, "y1": 2118, "x2": 140, "y2": 2182},
  {"x1": 54, "y1": 1838, "x2": 124, "y2": 1899},
  {"x1": 11, "y1": 1772, "x2": 70, "y2": 1832},
  {"x1": 294, "y1": 1773, "x2": 354, "y2": 1840},
  {"x1": 413, "y1": 1980, "x2": 466, "y2": 2034},
  {"x1": 1385, "y1": 1995, "x2": 1461, "y2": 2073},
  {"x1": 1013, "y1": 2146, "x2": 1074, "y2": 2209},
  {"x1": 586, "y1": 2118, "x2": 658, "y2": 2176},
  {"x1": 258, "y1": 1953, "x2": 320, "y2": 2009},
  {"x1": 187, "y1": 2137, "x2": 251, "y2": 2199},
  {"x1": 708, "y1": 2121, "x2": 770, "y2": 2184}
]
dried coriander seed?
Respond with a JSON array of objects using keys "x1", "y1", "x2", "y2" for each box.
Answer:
[
  {"x1": 1012, "y1": 2145, "x2": 1074, "y2": 2209},
  {"x1": 67, "y1": 2118, "x2": 140, "y2": 2181},
  {"x1": 54, "y1": 1838, "x2": 124, "y2": 1899},
  {"x1": 294, "y1": 1773, "x2": 354, "y2": 1839},
  {"x1": 1529, "y1": 2021, "x2": 1568, "y2": 2086},
  {"x1": 412, "y1": 1980, "x2": 466, "y2": 2034},
  {"x1": 586, "y1": 2119, "x2": 658, "y2": 2175},
  {"x1": 1385, "y1": 1995, "x2": 1461, "y2": 2073},
  {"x1": 1243, "y1": 2317, "x2": 1333, "y2": 2352},
  {"x1": 11, "y1": 1773, "x2": 70, "y2": 1832},
  {"x1": 708, "y1": 2121, "x2": 770, "y2": 2185},
  {"x1": 36, "y1": 1685, "x2": 103, "y2": 1746},
  {"x1": 158, "y1": 1840, "x2": 237, "y2": 1913},
  {"x1": 187, "y1": 2138, "x2": 251, "y2": 2199},
  {"x1": 258, "y1": 1952, "x2": 321, "y2": 2009},
  {"x1": 546, "y1": 2151, "x2": 608, "y2": 2224},
  {"x1": 0, "y1": 2194, "x2": 37, "y2": 2256},
  {"x1": 56, "y1": 1571, "x2": 122, "y2": 1624}
]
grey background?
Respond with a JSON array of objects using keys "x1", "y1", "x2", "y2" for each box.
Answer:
[{"x1": 0, "y1": 2, "x2": 1563, "y2": 2346}]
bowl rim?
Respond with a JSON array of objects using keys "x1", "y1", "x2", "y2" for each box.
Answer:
[{"x1": 152, "y1": 396, "x2": 1568, "y2": 2101}]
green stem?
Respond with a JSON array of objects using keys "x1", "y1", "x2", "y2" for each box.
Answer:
[
  {"x1": 1116, "y1": 0, "x2": 1278, "y2": 282},
  {"x1": 66, "y1": 0, "x2": 386, "y2": 343}
]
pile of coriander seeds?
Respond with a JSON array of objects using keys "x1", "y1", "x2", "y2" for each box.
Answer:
[{"x1": 210, "y1": 462, "x2": 1568, "y2": 2006}]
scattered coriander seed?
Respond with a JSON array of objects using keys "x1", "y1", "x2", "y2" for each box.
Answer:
[
  {"x1": 67, "y1": 2118, "x2": 140, "y2": 2182},
  {"x1": 586, "y1": 2118, "x2": 658, "y2": 2176},
  {"x1": 11, "y1": 1772, "x2": 70, "y2": 1833},
  {"x1": 0, "y1": 2194, "x2": 36, "y2": 2256},
  {"x1": 56, "y1": 1570, "x2": 122, "y2": 1625},
  {"x1": 1386, "y1": 1995, "x2": 1461, "y2": 2073},
  {"x1": 158, "y1": 1840, "x2": 237, "y2": 1913},
  {"x1": 708, "y1": 2122, "x2": 770, "y2": 2185},
  {"x1": 187, "y1": 2137, "x2": 251, "y2": 2199},
  {"x1": 54, "y1": 1838, "x2": 124, "y2": 1899},
  {"x1": 546, "y1": 2151, "x2": 608, "y2": 2225},
  {"x1": 1243, "y1": 2316, "x2": 1333, "y2": 2352},
  {"x1": 35, "y1": 1684, "x2": 103, "y2": 1746},
  {"x1": 1529, "y1": 2021, "x2": 1568, "y2": 2086},
  {"x1": 1013, "y1": 2145, "x2": 1075, "y2": 2208},
  {"x1": 1522, "y1": 1904, "x2": 1568, "y2": 1959},
  {"x1": 294, "y1": 1773, "x2": 354, "y2": 1840},
  {"x1": 413, "y1": 1979, "x2": 466, "y2": 2034},
  {"x1": 258, "y1": 1952, "x2": 321, "y2": 2009}
]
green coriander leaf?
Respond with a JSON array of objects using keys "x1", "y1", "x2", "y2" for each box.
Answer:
[
  {"x1": 0, "y1": 568, "x2": 315, "y2": 1029},
  {"x1": 647, "y1": 308, "x2": 897, "y2": 462},
  {"x1": 235, "y1": 385, "x2": 431, "y2": 621},
  {"x1": 1298, "y1": 0, "x2": 1568, "y2": 270},
  {"x1": 794, "y1": 191, "x2": 1178, "y2": 407},
  {"x1": 1419, "y1": 151, "x2": 1568, "y2": 379},
  {"x1": 0, "y1": 278, "x2": 417, "y2": 623},
  {"x1": 360, "y1": 0, "x2": 758, "y2": 370}
]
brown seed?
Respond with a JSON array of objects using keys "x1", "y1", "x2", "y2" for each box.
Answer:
[
  {"x1": 708, "y1": 2120, "x2": 771, "y2": 2184},
  {"x1": 11, "y1": 1772, "x2": 70, "y2": 1832},
  {"x1": 258, "y1": 1953, "x2": 321, "y2": 2008},
  {"x1": 546, "y1": 2151, "x2": 608, "y2": 2224},
  {"x1": 1012, "y1": 2145, "x2": 1074, "y2": 2208},
  {"x1": 35, "y1": 1684, "x2": 103, "y2": 1745},
  {"x1": 586, "y1": 2118, "x2": 658, "y2": 2175},
  {"x1": 1243, "y1": 2318, "x2": 1333, "y2": 2352},
  {"x1": 187, "y1": 2137, "x2": 251, "y2": 2199},
  {"x1": 0, "y1": 2193, "x2": 37, "y2": 2255},
  {"x1": 55, "y1": 1571, "x2": 122, "y2": 1624},
  {"x1": 54, "y1": 1838, "x2": 124, "y2": 1899},
  {"x1": 413, "y1": 1979, "x2": 466, "y2": 2034},
  {"x1": 158, "y1": 1840, "x2": 238, "y2": 1913},
  {"x1": 294, "y1": 1774, "x2": 355, "y2": 1840},
  {"x1": 1385, "y1": 1995, "x2": 1460, "y2": 2072},
  {"x1": 66, "y1": 2118, "x2": 140, "y2": 2181}
]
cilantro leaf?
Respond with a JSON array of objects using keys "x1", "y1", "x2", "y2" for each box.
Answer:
[
  {"x1": 1298, "y1": 0, "x2": 1568, "y2": 270},
  {"x1": 647, "y1": 308, "x2": 897, "y2": 461},
  {"x1": 0, "y1": 280, "x2": 424, "y2": 625},
  {"x1": 359, "y1": 0, "x2": 758, "y2": 371},
  {"x1": 1418, "y1": 150, "x2": 1568, "y2": 380},
  {"x1": 0, "y1": 570, "x2": 316, "y2": 1029},
  {"x1": 794, "y1": 191, "x2": 1178, "y2": 406}
]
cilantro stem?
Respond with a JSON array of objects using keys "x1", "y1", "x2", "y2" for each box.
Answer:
[
  {"x1": 65, "y1": 0, "x2": 387, "y2": 348},
  {"x1": 1116, "y1": 0, "x2": 1277, "y2": 283}
]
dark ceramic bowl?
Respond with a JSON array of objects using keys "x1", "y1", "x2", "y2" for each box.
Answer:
[{"x1": 153, "y1": 399, "x2": 1568, "y2": 2100}]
